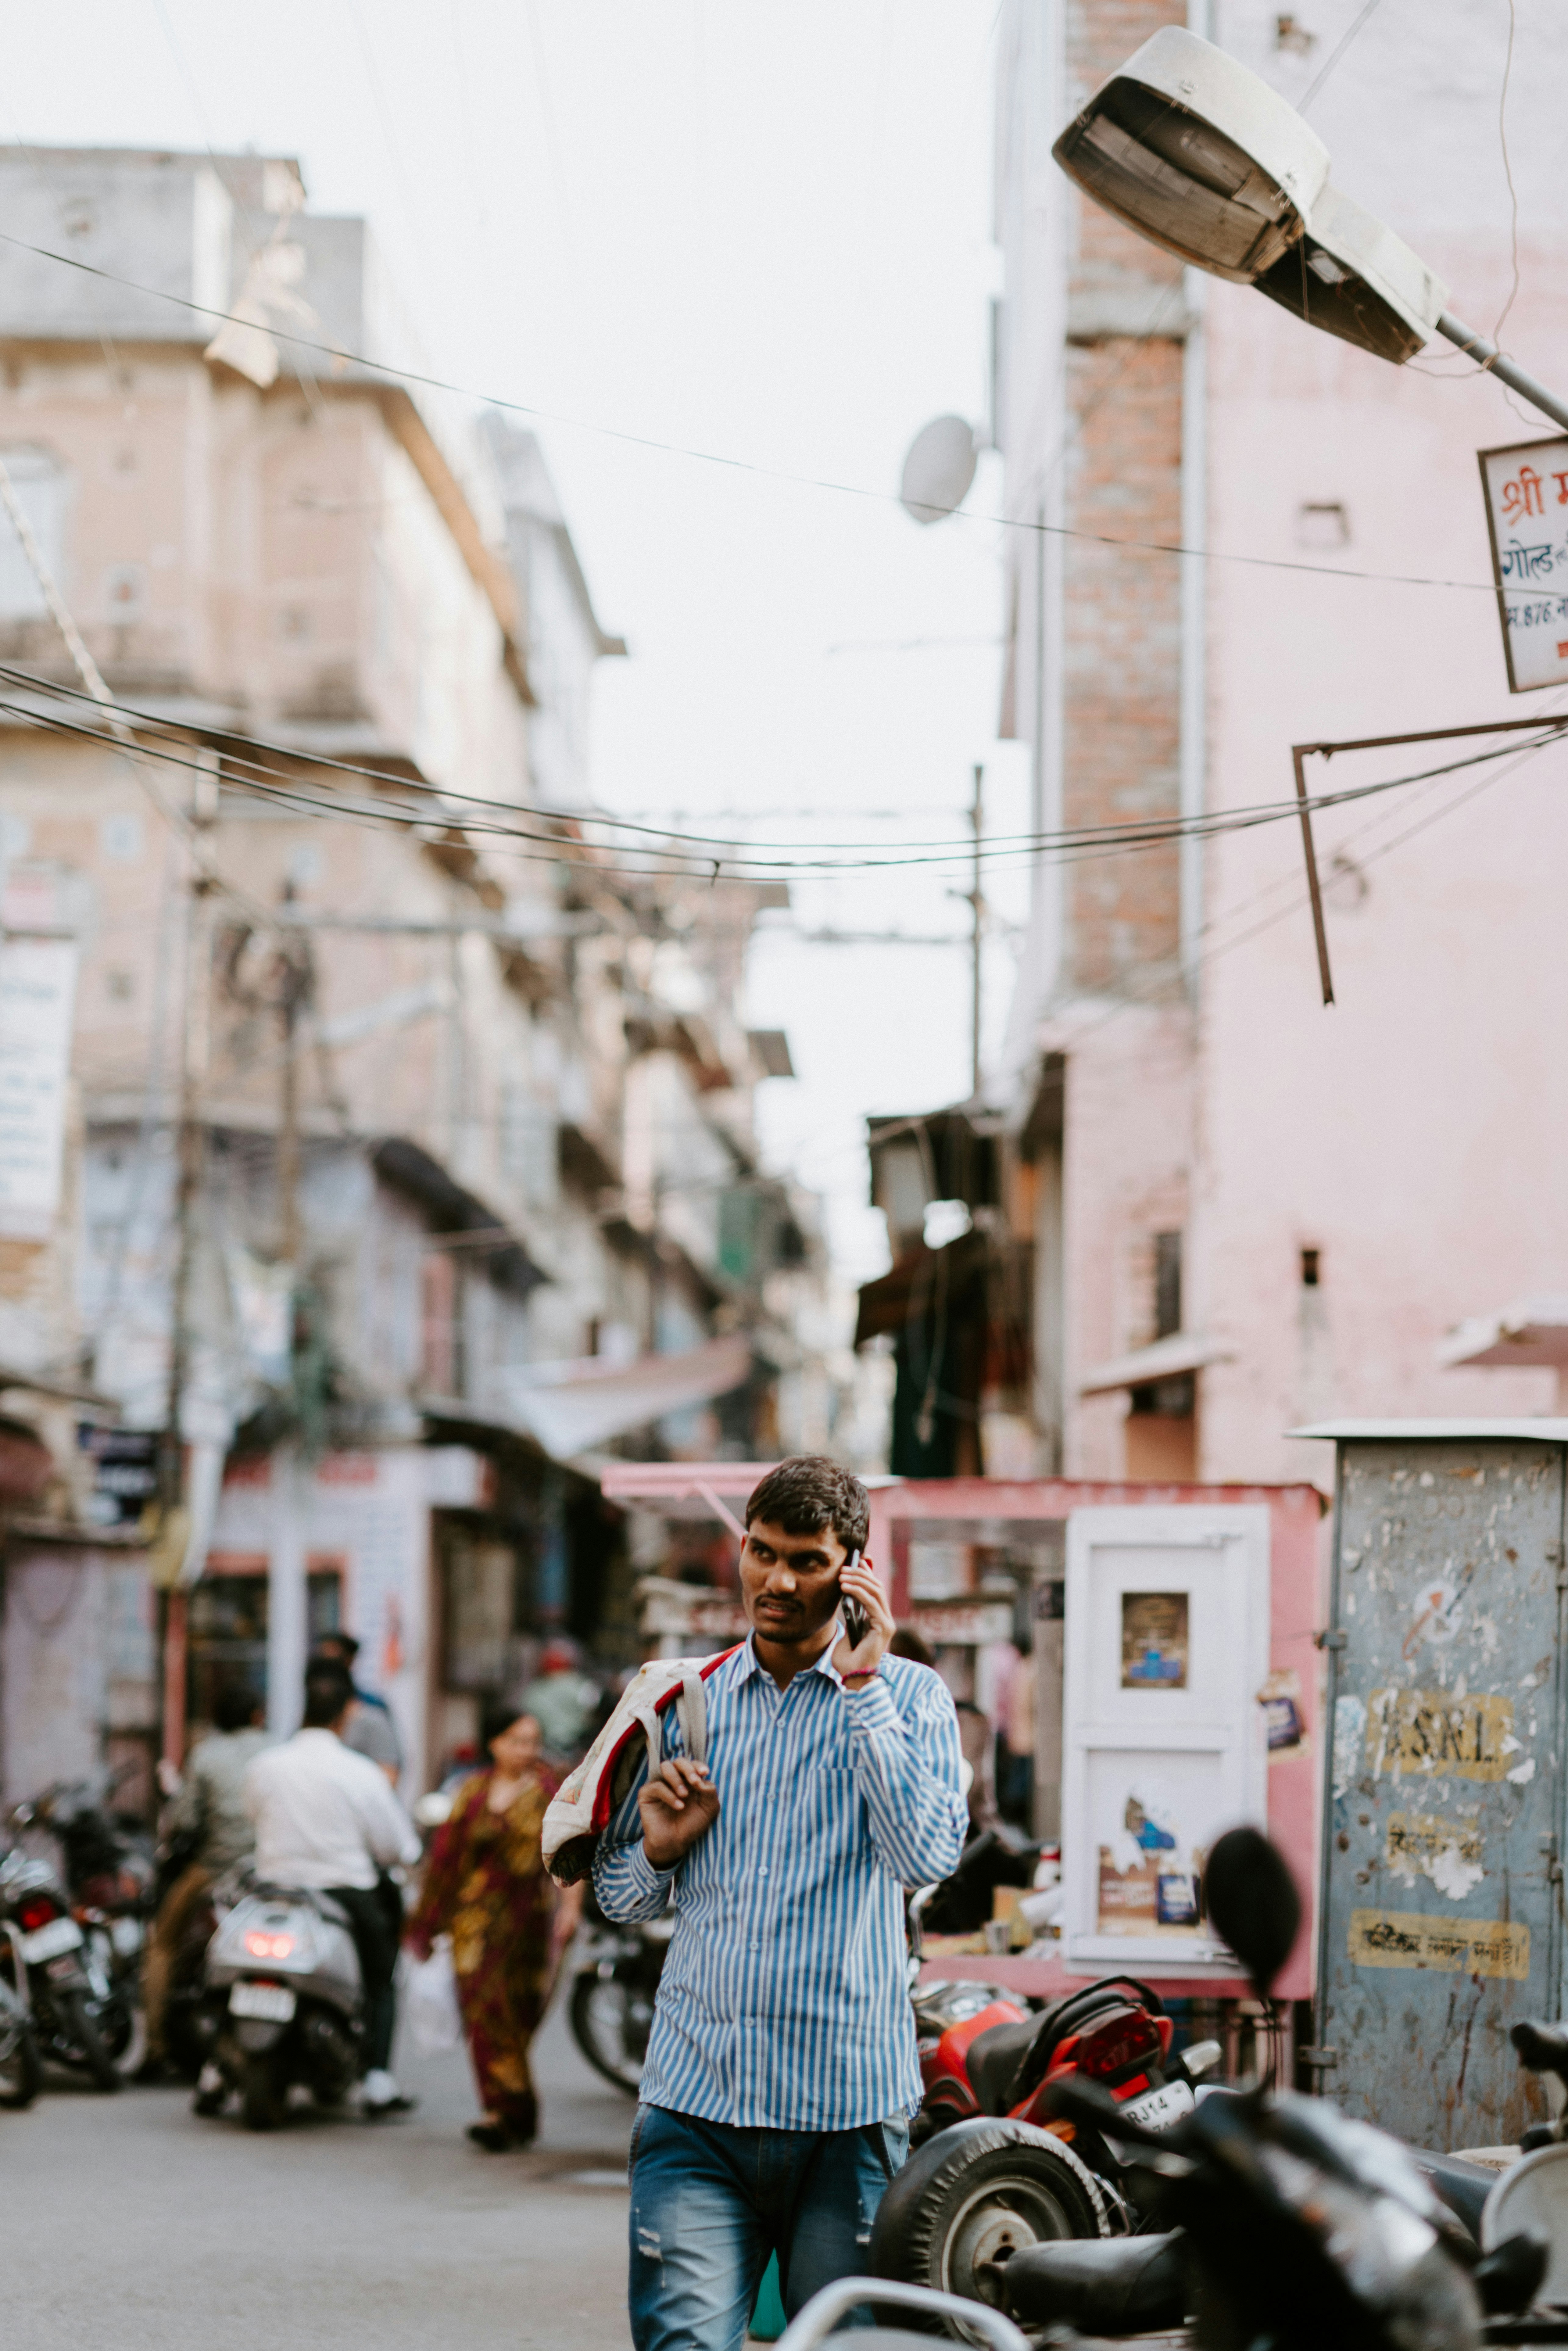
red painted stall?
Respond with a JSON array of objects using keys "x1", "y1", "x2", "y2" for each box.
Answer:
[{"x1": 598, "y1": 1466, "x2": 1326, "y2": 2006}]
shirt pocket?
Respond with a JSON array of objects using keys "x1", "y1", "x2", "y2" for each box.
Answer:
[{"x1": 800, "y1": 1765, "x2": 865, "y2": 1861}]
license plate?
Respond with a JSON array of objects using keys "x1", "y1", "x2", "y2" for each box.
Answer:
[
  {"x1": 1120, "y1": 2079, "x2": 1196, "y2": 2132},
  {"x1": 18, "y1": 1915, "x2": 83, "y2": 1964},
  {"x1": 229, "y1": 1981, "x2": 296, "y2": 2023}
]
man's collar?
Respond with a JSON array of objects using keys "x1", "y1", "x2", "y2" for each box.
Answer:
[{"x1": 737, "y1": 1625, "x2": 845, "y2": 1686}]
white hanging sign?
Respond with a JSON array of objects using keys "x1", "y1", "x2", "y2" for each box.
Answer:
[
  {"x1": 0, "y1": 936, "x2": 77, "y2": 1238},
  {"x1": 1478, "y1": 435, "x2": 1568, "y2": 693}
]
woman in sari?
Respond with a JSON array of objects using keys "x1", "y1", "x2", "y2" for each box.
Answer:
[{"x1": 408, "y1": 1705, "x2": 582, "y2": 2149}]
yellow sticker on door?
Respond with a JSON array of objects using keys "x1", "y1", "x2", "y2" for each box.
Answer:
[
  {"x1": 1348, "y1": 1908, "x2": 1530, "y2": 1980},
  {"x1": 1365, "y1": 1688, "x2": 1516, "y2": 1781}
]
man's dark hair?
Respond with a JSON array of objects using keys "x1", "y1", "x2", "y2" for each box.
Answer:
[
  {"x1": 316, "y1": 1630, "x2": 360, "y2": 1665},
  {"x1": 213, "y1": 1682, "x2": 261, "y2": 1734},
  {"x1": 302, "y1": 1661, "x2": 355, "y2": 1729},
  {"x1": 744, "y1": 1456, "x2": 869, "y2": 1558}
]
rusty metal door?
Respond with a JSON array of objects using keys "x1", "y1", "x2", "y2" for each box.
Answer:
[{"x1": 1316, "y1": 1436, "x2": 1567, "y2": 2151}]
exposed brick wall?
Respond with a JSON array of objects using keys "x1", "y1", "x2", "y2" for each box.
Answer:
[
  {"x1": 1056, "y1": 0, "x2": 1189, "y2": 999},
  {"x1": 1066, "y1": 0, "x2": 1186, "y2": 102},
  {"x1": 1061, "y1": 333, "x2": 1184, "y2": 993}
]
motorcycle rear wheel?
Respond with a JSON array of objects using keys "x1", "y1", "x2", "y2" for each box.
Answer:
[
  {"x1": 56, "y1": 1991, "x2": 122, "y2": 2092},
  {"x1": 0, "y1": 2024, "x2": 41, "y2": 2108},
  {"x1": 241, "y1": 2052, "x2": 287, "y2": 2132},
  {"x1": 569, "y1": 1968, "x2": 651, "y2": 2096},
  {"x1": 871, "y1": 2118, "x2": 1112, "y2": 2340}
]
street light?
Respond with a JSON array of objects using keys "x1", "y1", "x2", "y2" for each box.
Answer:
[{"x1": 1053, "y1": 26, "x2": 1568, "y2": 430}]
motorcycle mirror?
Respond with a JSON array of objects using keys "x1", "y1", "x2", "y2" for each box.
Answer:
[{"x1": 1202, "y1": 1827, "x2": 1301, "y2": 1997}]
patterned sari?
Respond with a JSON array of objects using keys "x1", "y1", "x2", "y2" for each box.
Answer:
[{"x1": 411, "y1": 1764, "x2": 560, "y2": 2136}]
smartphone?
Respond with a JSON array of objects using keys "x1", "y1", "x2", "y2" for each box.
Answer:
[{"x1": 840, "y1": 1547, "x2": 870, "y2": 1647}]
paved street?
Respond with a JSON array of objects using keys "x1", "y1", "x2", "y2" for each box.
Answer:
[{"x1": 4, "y1": 1995, "x2": 636, "y2": 2350}]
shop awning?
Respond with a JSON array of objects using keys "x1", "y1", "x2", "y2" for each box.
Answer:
[
  {"x1": 1437, "y1": 1297, "x2": 1568, "y2": 1371},
  {"x1": 500, "y1": 1334, "x2": 752, "y2": 1460},
  {"x1": 1078, "y1": 1332, "x2": 1229, "y2": 1397}
]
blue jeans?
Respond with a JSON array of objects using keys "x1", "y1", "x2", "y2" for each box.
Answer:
[{"x1": 627, "y1": 2103, "x2": 910, "y2": 2351}]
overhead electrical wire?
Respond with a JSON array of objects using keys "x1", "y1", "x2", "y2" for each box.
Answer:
[
  {"x1": 0, "y1": 224, "x2": 1500, "y2": 603},
  {"x1": 6, "y1": 677, "x2": 1561, "y2": 884}
]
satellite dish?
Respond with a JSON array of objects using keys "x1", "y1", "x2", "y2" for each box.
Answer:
[{"x1": 900, "y1": 414, "x2": 979, "y2": 525}]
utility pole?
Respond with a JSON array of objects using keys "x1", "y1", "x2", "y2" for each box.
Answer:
[
  {"x1": 969, "y1": 762, "x2": 984, "y2": 1097},
  {"x1": 160, "y1": 751, "x2": 220, "y2": 1521},
  {"x1": 276, "y1": 888, "x2": 306, "y2": 1274},
  {"x1": 270, "y1": 887, "x2": 312, "y2": 1740},
  {"x1": 155, "y1": 749, "x2": 217, "y2": 1776}
]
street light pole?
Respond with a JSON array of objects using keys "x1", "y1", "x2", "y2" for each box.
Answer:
[{"x1": 1435, "y1": 315, "x2": 1568, "y2": 437}]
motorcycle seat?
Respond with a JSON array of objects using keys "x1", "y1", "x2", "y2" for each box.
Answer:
[
  {"x1": 1001, "y1": 2229, "x2": 1187, "y2": 2331},
  {"x1": 1003, "y1": 1977, "x2": 1167, "y2": 2111},
  {"x1": 966, "y1": 2018, "x2": 1040, "y2": 2116}
]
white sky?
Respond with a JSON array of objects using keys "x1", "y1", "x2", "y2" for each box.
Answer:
[{"x1": 3, "y1": 0, "x2": 1026, "y2": 1295}]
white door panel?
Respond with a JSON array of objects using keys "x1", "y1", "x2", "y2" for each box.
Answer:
[{"x1": 1062, "y1": 1507, "x2": 1270, "y2": 1973}]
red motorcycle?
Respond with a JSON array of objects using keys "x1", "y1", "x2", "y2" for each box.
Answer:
[
  {"x1": 889, "y1": 1891, "x2": 1223, "y2": 2310},
  {"x1": 911, "y1": 1967, "x2": 1214, "y2": 2152}
]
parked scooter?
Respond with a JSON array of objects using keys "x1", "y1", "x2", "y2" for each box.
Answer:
[
  {"x1": 0, "y1": 1835, "x2": 123, "y2": 2089},
  {"x1": 567, "y1": 1879, "x2": 674, "y2": 2095},
  {"x1": 194, "y1": 1883, "x2": 364, "y2": 2129}
]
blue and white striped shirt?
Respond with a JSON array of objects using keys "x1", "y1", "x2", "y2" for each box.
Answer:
[{"x1": 593, "y1": 1635, "x2": 966, "y2": 2132}]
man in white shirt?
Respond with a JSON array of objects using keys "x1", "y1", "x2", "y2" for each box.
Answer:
[{"x1": 244, "y1": 1660, "x2": 422, "y2": 2117}]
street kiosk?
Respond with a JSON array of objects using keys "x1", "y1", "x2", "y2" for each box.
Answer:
[
  {"x1": 1300, "y1": 1419, "x2": 1568, "y2": 2153},
  {"x1": 598, "y1": 1464, "x2": 1325, "y2": 2021}
]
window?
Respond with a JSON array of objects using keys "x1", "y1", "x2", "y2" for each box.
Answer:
[
  {"x1": 500, "y1": 1081, "x2": 559, "y2": 1211},
  {"x1": 1154, "y1": 1231, "x2": 1182, "y2": 1339},
  {"x1": 0, "y1": 446, "x2": 66, "y2": 618},
  {"x1": 1295, "y1": 501, "x2": 1349, "y2": 549},
  {"x1": 420, "y1": 1249, "x2": 464, "y2": 1396}
]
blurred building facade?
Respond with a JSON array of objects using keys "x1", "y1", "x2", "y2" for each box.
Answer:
[
  {"x1": 863, "y1": 2, "x2": 1568, "y2": 1486},
  {"x1": 0, "y1": 147, "x2": 824, "y2": 1807}
]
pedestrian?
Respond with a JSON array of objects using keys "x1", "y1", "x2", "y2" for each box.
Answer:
[
  {"x1": 140, "y1": 1681, "x2": 271, "y2": 2081},
  {"x1": 239, "y1": 1659, "x2": 422, "y2": 2118},
  {"x1": 407, "y1": 1703, "x2": 583, "y2": 2150},
  {"x1": 594, "y1": 1455, "x2": 967, "y2": 2350},
  {"x1": 520, "y1": 1636, "x2": 600, "y2": 1762},
  {"x1": 315, "y1": 1629, "x2": 403, "y2": 1786}
]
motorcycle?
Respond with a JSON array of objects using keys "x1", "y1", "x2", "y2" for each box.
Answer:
[
  {"x1": 0, "y1": 1836, "x2": 123, "y2": 2089},
  {"x1": 877, "y1": 1826, "x2": 1555, "y2": 2348},
  {"x1": 194, "y1": 1882, "x2": 364, "y2": 2130},
  {"x1": 0, "y1": 1967, "x2": 41, "y2": 2108},
  {"x1": 567, "y1": 1879, "x2": 674, "y2": 2095},
  {"x1": 905, "y1": 1858, "x2": 1221, "y2": 2289},
  {"x1": 11, "y1": 1773, "x2": 154, "y2": 2075}
]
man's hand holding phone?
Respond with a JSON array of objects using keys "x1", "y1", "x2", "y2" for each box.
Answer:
[
  {"x1": 833, "y1": 1554, "x2": 894, "y2": 1688},
  {"x1": 639, "y1": 1756, "x2": 721, "y2": 1870}
]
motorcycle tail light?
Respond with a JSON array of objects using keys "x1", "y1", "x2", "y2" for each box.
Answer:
[
  {"x1": 243, "y1": 1930, "x2": 296, "y2": 1960},
  {"x1": 1070, "y1": 2006, "x2": 1164, "y2": 2084},
  {"x1": 18, "y1": 1900, "x2": 55, "y2": 1932}
]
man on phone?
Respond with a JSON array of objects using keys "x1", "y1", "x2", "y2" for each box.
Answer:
[{"x1": 594, "y1": 1456, "x2": 966, "y2": 2351}]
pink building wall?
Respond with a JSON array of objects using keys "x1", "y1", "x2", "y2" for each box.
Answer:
[{"x1": 996, "y1": 2, "x2": 1568, "y2": 1489}]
